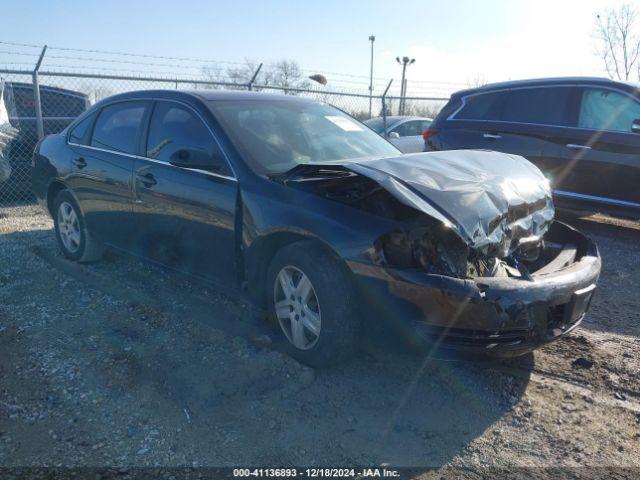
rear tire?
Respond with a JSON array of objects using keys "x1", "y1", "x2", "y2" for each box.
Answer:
[
  {"x1": 266, "y1": 241, "x2": 360, "y2": 367},
  {"x1": 53, "y1": 190, "x2": 104, "y2": 263}
]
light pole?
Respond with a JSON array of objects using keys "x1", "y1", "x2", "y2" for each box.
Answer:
[
  {"x1": 395, "y1": 56, "x2": 415, "y2": 115},
  {"x1": 368, "y1": 35, "x2": 375, "y2": 118}
]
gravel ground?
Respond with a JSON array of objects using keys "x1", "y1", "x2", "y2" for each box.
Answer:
[{"x1": 0, "y1": 204, "x2": 638, "y2": 475}]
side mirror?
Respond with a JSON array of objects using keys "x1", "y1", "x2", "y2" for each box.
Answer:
[
  {"x1": 169, "y1": 147, "x2": 222, "y2": 171},
  {"x1": 388, "y1": 131, "x2": 400, "y2": 139},
  {"x1": 632, "y1": 119, "x2": 640, "y2": 134}
]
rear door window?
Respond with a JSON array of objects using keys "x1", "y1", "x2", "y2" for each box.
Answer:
[
  {"x1": 501, "y1": 87, "x2": 572, "y2": 126},
  {"x1": 91, "y1": 101, "x2": 146, "y2": 154},
  {"x1": 455, "y1": 91, "x2": 507, "y2": 121},
  {"x1": 578, "y1": 88, "x2": 640, "y2": 132}
]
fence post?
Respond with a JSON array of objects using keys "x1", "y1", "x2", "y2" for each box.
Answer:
[
  {"x1": 247, "y1": 63, "x2": 263, "y2": 91},
  {"x1": 381, "y1": 79, "x2": 393, "y2": 138},
  {"x1": 32, "y1": 45, "x2": 47, "y2": 140}
]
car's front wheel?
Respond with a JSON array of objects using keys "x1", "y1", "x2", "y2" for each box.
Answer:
[
  {"x1": 53, "y1": 190, "x2": 104, "y2": 262},
  {"x1": 266, "y1": 241, "x2": 359, "y2": 367}
]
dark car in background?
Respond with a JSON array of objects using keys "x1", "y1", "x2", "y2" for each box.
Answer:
[
  {"x1": 425, "y1": 77, "x2": 640, "y2": 218},
  {"x1": 32, "y1": 90, "x2": 600, "y2": 366},
  {"x1": 0, "y1": 81, "x2": 89, "y2": 197}
]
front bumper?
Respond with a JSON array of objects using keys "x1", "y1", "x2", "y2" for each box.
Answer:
[{"x1": 348, "y1": 222, "x2": 601, "y2": 357}]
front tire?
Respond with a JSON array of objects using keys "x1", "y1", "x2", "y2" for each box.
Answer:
[
  {"x1": 53, "y1": 190, "x2": 104, "y2": 263},
  {"x1": 266, "y1": 241, "x2": 360, "y2": 367}
]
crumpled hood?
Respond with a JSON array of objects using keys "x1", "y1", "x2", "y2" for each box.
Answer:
[{"x1": 345, "y1": 150, "x2": 555, "y2": 257}]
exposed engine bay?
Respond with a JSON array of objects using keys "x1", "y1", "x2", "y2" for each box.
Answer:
[
  {"x1": 376, "y1": 221, "x2": 574, "y2": 280},
  {"x1": 275, "y1": 150, "x2": 568, "y2": 280}
]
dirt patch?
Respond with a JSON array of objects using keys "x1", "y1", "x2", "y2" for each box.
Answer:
[{"x1": 0, "y1": 205, "x2": 638, "y2": 473}]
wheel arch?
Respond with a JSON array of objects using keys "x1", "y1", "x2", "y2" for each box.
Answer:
[
  {"x1": 244, "y1": 229, "x2": 347, "y2": 308},
  {"x1": 46, "y1": 180, "x2": 69, "y2": 216},
  {"x1": 46, "y1": 180, "x2": 84, "y2": 218}
]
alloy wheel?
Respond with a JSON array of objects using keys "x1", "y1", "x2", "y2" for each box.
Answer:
[
  {"x1": 273, "y1": 265, "x2": 322, "y2": 350},
  {"x1": 57, "y1": 201, "x2": 81, "y2": 253}
]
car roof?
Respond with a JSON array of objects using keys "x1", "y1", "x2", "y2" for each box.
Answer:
[
  {"x1": 93, "y1": 89, "x2": 316, "y2": 105},
  {"x1": 452, "y1": 76, "x2": 640, "y2": 97}
]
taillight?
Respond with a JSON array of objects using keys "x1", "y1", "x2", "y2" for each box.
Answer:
[{"x1": 422, "y1": 129, "x2": 438, "y2": 140}]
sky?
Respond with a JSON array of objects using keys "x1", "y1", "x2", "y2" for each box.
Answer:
[{"x1": 0, "y1": 0, "x2": 629, "y2": 96}]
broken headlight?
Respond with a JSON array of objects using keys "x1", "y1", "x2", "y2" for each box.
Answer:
[
  {"x1": 378, "y1": 225, "x2": 471, "y2": 277},
  {"x1": 377, "y1": 224, "x2": 542, "y2": 280}
]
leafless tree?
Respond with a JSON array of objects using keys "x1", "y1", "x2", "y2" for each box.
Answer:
[
  {"x1": 271, "y1": 60, "x2": 310, "y2": 93},
  {"x1": 200, "y1": 59, "x2": 307, "y2": 92},
  {"x1": 595, "y1": 4, "x2": 640, "y2": 81},
  {"x1": 200, "y1": 64, "x2": 226, "y2": 89},
  {"x1": 79, "y1": 84, "x2": 113, "y2": 104},
  {"x1": 224, "y1": 60, "x2": 275, "y2": 88},
  {"x1": 467, "y1": 73, "x2": 488, "y2": 88},
  {"x1": 403, "y1": 100, "x2": 443, "y2": 119}
]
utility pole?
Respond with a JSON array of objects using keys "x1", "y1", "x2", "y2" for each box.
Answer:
[
  {"x1": 403, "y1": 78, "x2": 407, "y2": 112},
  {"x1": 395, "y1": 56, "x2": 415, "y2": 115},
  {"x1": 368, "y1": 35, "x2": 375, "y2": 118}
]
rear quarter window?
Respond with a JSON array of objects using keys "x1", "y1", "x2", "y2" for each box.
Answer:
[
  {"x1": 68, "y1": 112, "x2": 97, "y2": 145},
  {"x1": 454, "y1": 91, "x2": 506, "y2": 121}
]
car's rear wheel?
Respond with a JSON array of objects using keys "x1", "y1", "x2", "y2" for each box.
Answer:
[
  {"x1": 266, "y1": 241, "x2": 359, "y2": 367},
  {"x1": 53, "y1": 190, "x2": 104, "y2": 262}
]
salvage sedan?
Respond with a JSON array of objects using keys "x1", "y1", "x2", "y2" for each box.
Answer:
[{"x1": 32, "y1": 90, "x2": 601, "y2": 366}]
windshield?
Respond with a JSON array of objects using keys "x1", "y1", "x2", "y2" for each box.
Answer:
[{"x1": 209, "y1": 100, "x2": 400, "y2": 175}]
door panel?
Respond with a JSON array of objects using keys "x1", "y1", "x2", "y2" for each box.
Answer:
[
  {"x1": 66, "y1": 100, "x2": 149, "y2": 247},
  {"x1": 67, "y1": 145, "x2": 136, "y2": 246},
  {"x1": 132, "y1": 160, "x2": 238, "y2": 284},
  {"x1": 541, "y1": 87, "x2": 640, "y2": 205},
  {"x1": 132, "y1": 100, "x2": 238, "y2": 285},
  {"x1": 440, "y1": 121, "x2": 549, "y2": 167},
  {"x1": 543, "y1": 129, "x2": 640, "y2": 204}
]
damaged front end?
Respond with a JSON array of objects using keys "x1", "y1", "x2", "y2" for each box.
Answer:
[
  {"x1": 276, "y1": 150, "x2": 600, "y2": 355},
  {"x1": 378, "y1": 222, "x2": 534, "y2": 279},
  {"x1": 277, "y1": 150, "x2": 557, "y2": 281}
]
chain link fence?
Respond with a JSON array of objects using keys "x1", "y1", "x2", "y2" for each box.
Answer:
[{"x1": 0, "y1": 68, "x2": 449, "y2": 207}]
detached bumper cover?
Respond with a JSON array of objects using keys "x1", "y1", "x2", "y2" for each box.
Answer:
[{"x1": 348, "y1": 227, "x2": 601, "y2": 356}]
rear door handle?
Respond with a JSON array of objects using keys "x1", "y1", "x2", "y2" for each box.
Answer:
[
  {"x1": 136, "y1": 172, "x2": 157, "y2": 187},
  {"x1": 72, "y1": 157, "x2": 87, "y2": 169},
  {"x1": 566, "y1": 144, "x2": 592, "y2": 150},
  {"x1": 483, "y1": 133, "x2": 502, "y2": 140}
]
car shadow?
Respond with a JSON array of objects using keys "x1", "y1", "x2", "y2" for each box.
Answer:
[{"x1": 7, "y1": 228, "x2": 533, "y2": 468}]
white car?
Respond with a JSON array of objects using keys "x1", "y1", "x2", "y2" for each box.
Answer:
[{"x1": 364, "y1": 116, "x2": 432, "y2": 153}]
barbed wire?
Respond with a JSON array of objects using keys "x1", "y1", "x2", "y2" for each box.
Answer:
[
  {"x1": 0, "y1": 40, "x2": 464, "y2": 96},
  {"x1": 0, "y1": 40, "x2": 467, "y2": 86}
]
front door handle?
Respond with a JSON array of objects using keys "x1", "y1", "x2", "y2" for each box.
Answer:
[
  {"x1": 136, "y1": 172, "x2": 157, "y2": 187},
  {"x1": 483, "y1": 133, "x2": 502, "y2": 140},
  {"x1": 72, "y1": 157, "x2": 87, "y2": 169},
  {"x1": 566, "y1": 144, "x2": 592, "y2": 150}
]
